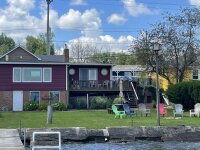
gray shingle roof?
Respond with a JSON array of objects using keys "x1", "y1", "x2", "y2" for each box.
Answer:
[{"x1": 37, "y1": 55, "x2": 65, "y2": 63}]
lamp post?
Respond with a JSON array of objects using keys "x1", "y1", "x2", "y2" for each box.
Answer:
[
  {"x1": 46, "y1": 0, "x2": 53, "y2": 55},
  {"x1": 153, "y1": 43, "x2": 161, "y2": 126}
]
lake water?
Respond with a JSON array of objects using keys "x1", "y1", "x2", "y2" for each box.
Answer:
[
  {"x1": 61, "y1": 141, "x2": 200, "y2": 150},
  {"x1": 27, "y1": 141, "x2": 200, "y2": 150}
]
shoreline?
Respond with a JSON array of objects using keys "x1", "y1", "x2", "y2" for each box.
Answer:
[{"x1": 19, "y1": 126, "x2": 200, "y2": 146}]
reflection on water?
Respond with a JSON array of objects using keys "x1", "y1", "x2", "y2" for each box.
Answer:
[{"x1": 62, "y1": 141, "x2": 200, "y2": 150}]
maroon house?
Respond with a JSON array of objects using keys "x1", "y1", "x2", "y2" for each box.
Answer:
[
  {"x1": 0, "y1": 46, "x2": 68, "y2": 111},
  {"x1": 0, "y1": 46, "x2": 122, "y2": 111}
]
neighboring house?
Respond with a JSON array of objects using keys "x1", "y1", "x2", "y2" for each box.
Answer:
[
  {"x1": 0, "y1": 46, "x2": 68, "y2": 111},
  {"x1": 112, "y1": 65, "x2": 145, "y2": 81}
]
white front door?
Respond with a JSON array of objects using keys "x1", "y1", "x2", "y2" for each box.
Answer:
[{"x1": 13, "y1": 91, "x2": 23, "y2": 111}]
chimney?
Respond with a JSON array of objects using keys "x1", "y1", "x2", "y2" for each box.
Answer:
[
  {"x1": 64, "y1": 44, "x2": 69, "y2": 62},
  {"x1": 5, "y1": 55, "x2": 9, "y2": 61}
]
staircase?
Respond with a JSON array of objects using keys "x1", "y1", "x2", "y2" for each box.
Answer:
[{"x1": 125, "y1": 92, "x2": 138, "y2": 108}]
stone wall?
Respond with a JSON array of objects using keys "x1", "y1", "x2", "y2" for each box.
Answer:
[{"x1": 21, "y1": 126, "x2": 200, "y2": 146}]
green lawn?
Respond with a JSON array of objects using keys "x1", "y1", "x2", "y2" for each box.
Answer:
[{"x1": 0, "y1": 109, "x2": 199, "y2": 129}]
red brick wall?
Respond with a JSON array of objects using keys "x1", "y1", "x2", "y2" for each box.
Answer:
[
  {"x1": 0, "y1": 91, "x2": 13, "y2": 111},
  {"x1": 0, "y1": 90, "x2": 68, "y2": 111}
]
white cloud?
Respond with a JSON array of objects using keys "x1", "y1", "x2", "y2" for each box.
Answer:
[
  {"x1": 0, "y1": 0, "x2": 59, "y2": 43},
  {"x1": 57, "y1": 9, "x2": 102, "y2": 37},
  {"x1": 7, "y1": 0, "x2": 35, "y2": 10},
  {"x1": 70, "y1": 0, "x2": 87, "y2": 5},
  {"x1": 107, "y1": 14, "x2": 127, "y2": 25},
  {"x1": 188, "y1": 0, "x2": 200, "y2": 7},
  {"x1": 122, "y1": 0, "x2": 158, "y2": 16},
  {"x1": 67, "y1": 35, "x2": 135, "y2": 54}
]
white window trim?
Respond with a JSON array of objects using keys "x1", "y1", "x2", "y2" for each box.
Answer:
[
  {"x1": 22, "y1": 68, "x2": 42, "y2": 82},
  {"x1": 79, "y1": 68, "x2": 98, "y2": 80},
  {"x1": 30, "y1": 91, "x2": 40, "y2": 103},
  {"x1": 49, "y1": 91, "x2": 60, "y2": 102},
  {"x1": 13, "y1": 67, "x2": 21, "y2": 82},
  {"x1": 192, "y1": 69, "x2": 199, "y2": 80},
  {"x1": 43, "y1": 68, "x2": 52, "y2": 82}
]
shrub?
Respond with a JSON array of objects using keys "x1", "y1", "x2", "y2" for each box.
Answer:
[
  {"x1": 24, "y1": 101, "x2": 39, "y2": 111},
  {"x1": 112, "y1": 97, "x2": 126, "y2": 104},
  {"x1": 166, "y1": 81, "x2": 200, "y2": 109},
  {"x1": 106, "y1": 98, "x2": 114, "y2": 108},
  {"x1": 38, "y1": 103, "x2": 48, "y2": 111},
  {"x1": 90, "y1": 96, "x2": 107, "y2": 109},
  {"x1": 52, "y1": 102, "x2": 67, "y2": 111}
]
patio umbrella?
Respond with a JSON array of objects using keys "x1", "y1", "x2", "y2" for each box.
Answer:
[{"x1": 119, "y1": 79, "x2": 124, "y2": 98}]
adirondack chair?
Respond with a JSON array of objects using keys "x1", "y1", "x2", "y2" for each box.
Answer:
[
  {"x1": 123, "y1": 104, "x2": 136, "y2": 117},
  {"x1": 173, "y1": 104, "x2": 184, "y2": 117},
  {"x1": 138, "y1": 103, "x2": 151, "y2": 117},
  {"x1": 190, "y1": 103, "x2": 200, "y2": 118},
  {"x1": 159, "y1": 103, "x2": 167, "y2": 116},
  {"x1": 111, "y1": 105, "x2": 126, "y2": 119}
]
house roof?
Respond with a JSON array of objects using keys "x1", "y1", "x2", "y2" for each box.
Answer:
[
  {"x1": 0, "y1": 46, "x2": 41, "y2": 60},
  {"x1": 37, "y1": 55, "x2": 65, "y2": 63},
  {"x1": 0, "y1": 46, "x2": 67, "y2": 64},
  {"x1": 112, "y1": 65, "x2": 146, "y2": 72},
  {"x1": 69, "y1": 63, "x2": 112, "y2": 66}
]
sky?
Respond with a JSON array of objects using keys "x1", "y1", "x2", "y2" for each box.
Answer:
[{"x1": 0, "y1": 0, "x2": 199, "y2": 54}]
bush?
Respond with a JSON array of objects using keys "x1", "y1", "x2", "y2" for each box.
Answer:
[
  {"x1": 90, "y1": 96, "x2": 107, "y2": 109},
  {"x1": 52, "y1": 102, "x2": 67, "y2": 111},
  {"x1": 38, "y1": 103, "x2": 48, "y2": 111},
  {"x1": 106, "y1": 98, "x2": 114, "y2": 108},
  {"x1": 113, "y1": 97, "x2": 126, "y2": 104},
  {"x1": 166, "y1": 81, "x2": 200, "y2": 109},
  {"x1": 24, "y1": 101, "x2": 39, "y2": 111},
  {"x1": 69, "y1": 97, "x2": 87, "y2": 109}
]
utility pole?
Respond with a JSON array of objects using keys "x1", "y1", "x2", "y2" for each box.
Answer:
[
  {"x1": 46, "y1": 0, "x2": 53, "y2": 55},
  {"x1": 46, "y1": 0, "x2": 53, "y2": 124}
]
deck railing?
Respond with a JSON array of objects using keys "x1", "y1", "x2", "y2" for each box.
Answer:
[
  {"x1": 70, "y1": 80, "x2": 137, "y2": 91},
  {"x1": 69, "y1": 80, "x2": 120, "y2": 91}
]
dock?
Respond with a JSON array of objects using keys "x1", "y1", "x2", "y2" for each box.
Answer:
[{"x1": 0, "y1": 129, "x2": 24, "y2": 150}]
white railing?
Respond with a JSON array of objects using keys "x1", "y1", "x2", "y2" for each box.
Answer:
[
  {"x1": 130, "y1": 81, "x2": 139, "y2": 101},
  {"x1": 32, "y1": 131, "x2": 61, "y2": 150}
]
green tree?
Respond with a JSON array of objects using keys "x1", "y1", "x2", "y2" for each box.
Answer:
[
  {"x1": 0, "y1": 33, "x2": 15, "y2": 55},
  {"x1": 89, "y1": 52, "x2": 137, "y2": 65},
  {"x1": 26, "y1": 33, "x2": 55, "y2": 55},
  {"x1": 115, "y1": 52, "x2": 137, "y2": 65},
  {"x1": 88, "y1": 52, "x2": 116, "y2": 64}
]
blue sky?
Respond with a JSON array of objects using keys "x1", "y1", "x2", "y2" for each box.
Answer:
[{"x1": 0, "y1": 0, "x2": 199, "y2": 53}]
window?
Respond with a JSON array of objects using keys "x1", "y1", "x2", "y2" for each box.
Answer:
[
  {"x1": 193, "y1": 70, "x2": 198, "y2": 80},
  {"x1": 43, "y1": 68, "x2": 52, "y2": 82},
  {"x1": 30, "y1": 91, "x2": 40, "y2": 103},
  {"x1": 23, "y1": 68, "x2": 42, "y2": 82},
  {"x1": 49, "y1": 91, "x2": 60, "y2": 102},
  {"x1": 79, "y1": 68, "x2": 97, "y2": 80},
  {"x1": 13, "y1": 68, "x2": 21, "y2": 82},
  {"x1": 13, "y1": 67, "x2": 52, "y2": 82}
]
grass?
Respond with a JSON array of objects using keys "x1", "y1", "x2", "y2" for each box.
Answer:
[{"x1": 0, "y1": 109, "x2": 199, "y2": 129}]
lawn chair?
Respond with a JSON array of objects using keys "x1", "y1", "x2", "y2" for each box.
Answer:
[
  {"x1": 190, "y1": 103, "x2": 200, "y2": 118},
  {"x1": 122, "y1": 104, "x2": 136, "y2": 117},
  {"x1": 173, "y1": 104, "x2": 184, "y2": 117},
  {"x1": 138, "y1": 103, "x2": 151, "y2": 117},
  {"x1": 159, "y1": 103, "x2": 167, "y2": 116},
  {"x1": 111, "y1": 105, "x2": 126, "y2": 119}
]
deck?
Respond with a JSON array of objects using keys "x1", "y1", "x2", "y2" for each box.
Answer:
[
  {"x1": 0, "y1": 129, "x2": 24, "y2": 150},
  {"x1": 69, "y1": 80, "x2": 135, "y2": 92}
]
